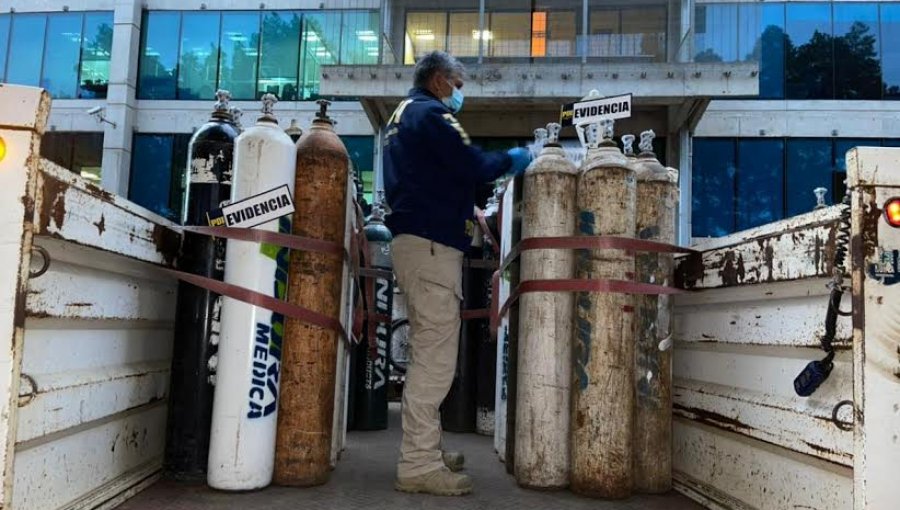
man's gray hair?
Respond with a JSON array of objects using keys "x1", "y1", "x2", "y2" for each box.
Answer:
[{"x1": 413, "y1": 51, "x2": 465, "y2": 89}]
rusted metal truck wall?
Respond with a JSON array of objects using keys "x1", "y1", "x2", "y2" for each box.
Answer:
[
  {"x1": 673, "y1": 207, "x2": 854, "y2": 510},
  {"x1": 12, "y1": 160, "x2": 180, "y2": 510},
  {"x1": 0, "y1": 85, "x2": 181, "y2": 510}
]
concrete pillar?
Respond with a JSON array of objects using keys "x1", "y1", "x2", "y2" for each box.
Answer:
[{"x1": 100, "y1": 0, "x2": 141, "y2": 196}]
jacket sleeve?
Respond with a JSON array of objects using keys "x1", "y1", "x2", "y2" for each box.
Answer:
[{"x1": 419, "y1": 106, "x2": 513, "y2": 185}]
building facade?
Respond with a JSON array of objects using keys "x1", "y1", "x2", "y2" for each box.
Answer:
[{"x1": 1, "y1": 0, "x2": 895, "y2": 241}]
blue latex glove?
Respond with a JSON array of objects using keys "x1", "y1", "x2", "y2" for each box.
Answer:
[{"x1": 506, "y1": 147, "x2": 533, "y2": 176}]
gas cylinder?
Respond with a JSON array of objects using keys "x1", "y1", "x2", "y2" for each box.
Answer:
[
  {"x1": 275, "y1": 100, "x2": 349, "y2": 487},
  {"x1": 353, "y1": 196, "x2": 394, "y2": 430},
  {"x1": 631, "y1": 130, "x2": 678, "y2": 494},
  {"x1": 166, "y1": 90, "x2": 239, "y2": 480},
  {"x1": 515, "y1": 123, "x2": 578, "y2": 489},
  {"x1": 494, "y1": 179, "x2": 516, "y2": 463},
  {"x1": 571, "y1": 118, "x2": 637, "y2": 499},
  {"x1": 475, "y1": 193, "x2": 500, "y2": 436},
  {"x1": 441, "y1": 238, "x2": 480, "y2": 433},
  {"x1": 207, "y1": 94, "x2": 296, "y2": 490},
  {"x1": 285, "y1": 119, "x2": 303, "y2": 143}
]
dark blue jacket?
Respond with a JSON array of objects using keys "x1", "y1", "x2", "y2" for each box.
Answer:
[{"x1": 383, "y1": 88, "x2": 512, "y2": 252}]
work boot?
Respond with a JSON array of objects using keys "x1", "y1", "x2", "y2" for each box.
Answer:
[
  {"x1": 442, "y1": 451, "x2": 465, "y2": 472},
  {"x1": 395, "y1": 467, "x2": 473, "y2": 496}
]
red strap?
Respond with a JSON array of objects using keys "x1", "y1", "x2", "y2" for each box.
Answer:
[
  {"x1": 184, "y1": 225, "x2": 345, "y2": 258},
  {"x1": 163, "y1": 267, "x2": 350, "y2": 343},
  {"x1": 460, "y1": 308, "x2": 490, "y2": 320},
  {"x1": 475, "y1": 207, "x2": 500, "y2": 257},
  {"x1": 499, "y1": 236, "x2": 697, "y2": 275},
  {"x1": 493, "y1": 278, "x2": 686, "y2": 333}
]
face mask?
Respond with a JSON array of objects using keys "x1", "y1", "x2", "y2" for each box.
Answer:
[{"x1": 442, "y1": 80, "x2": 464, "y2": 114}]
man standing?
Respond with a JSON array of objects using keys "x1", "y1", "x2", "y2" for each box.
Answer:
[{"x1": 383, "y1": 51, "x2": 532, "y2": 496}]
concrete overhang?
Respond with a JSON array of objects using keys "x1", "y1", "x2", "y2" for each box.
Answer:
[{"x1": 320, "y1": 62, "x2": 759, "y2": 137}]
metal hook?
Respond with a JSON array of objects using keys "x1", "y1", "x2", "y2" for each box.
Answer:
[
  {"x1": 18, "y1": 373, "x2": 37, "y2": 407},
  {"x1": 29, "y1": 245, "x2": 50, "y2": 278},
  {"x1": 832, "y1": 400, "x2": 854, "y2": 431}
]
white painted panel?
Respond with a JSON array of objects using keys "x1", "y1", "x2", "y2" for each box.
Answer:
[
  {"x1": 22, "y1": 325, "x2": 173, "y2": 375},
  {"x1": 26, "y1": 261, "x2": 176, "y2": 321},
  {"x1": 674, "y1": 279, "x2": 852, "y2": 346},
  {"x1": 673, "y1": 380, "x2": 852, "y2": 466},
  {"x1": 674, "y1": 342, "x2": 852, "y2": 401},
  {"x1": 35, "y1": 161, "x2": 180, "y2": 267},
  {"x1": 11, "y1": 403, "x2": 167, "y2": 510},
  {"x1": 674, "y1": 419, "x2": 852, "y2": 510},
  {"x1": 17, "y1": 362, "x2": 169, "y2": 443}
]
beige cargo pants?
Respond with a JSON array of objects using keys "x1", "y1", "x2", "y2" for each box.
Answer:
[{"x1": 392, "y1": 234, "x2": 463, "y2": 478}]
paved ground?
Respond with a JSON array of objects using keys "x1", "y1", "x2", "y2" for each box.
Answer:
[{"x1": 118, "y1": 404, "x2": 701, "y2": 510}]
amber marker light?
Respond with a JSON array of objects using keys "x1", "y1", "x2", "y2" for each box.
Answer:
[
  {"x1": 0, "y1": 136, "x2": 6, "y2": 163},
  {"x1": 885, "y1": 197, "x2": 900, "y2": 228}
]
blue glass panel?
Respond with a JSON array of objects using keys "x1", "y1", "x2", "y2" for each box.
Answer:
[
  {"x1": 786, "y1": 138, "x2": 832, "y2": 216},
  {"x1": 79, "y1": 12, "x2": 113, "y2": 98},
  {"x1": 302, "y1": 12, "x2": 341, "y2": 99},
  {"x1": 834, "y1": 3, "x2": 880, "y2": 99},
  {"x1": 883, "y1": 139, "x2": 900, "y2": 147},
  {"x1": 341, "y1": 11, "x2": 379, "y2": 65},
  {"x1": 42, "y1": 13, "x2": 83, "y2": 99},
  {"x1": 692, "y1": 138, "x2": 736, "y2": 237},
  {"x1": 178, "y1": 12, "x2": 221, "y2": 100},
  {"x1": 881, "y1": 4, "x2": 900, "y2": 99},
  {"x1": 736, "y1": 139, "x2": 784, "y2": 231},
  {"x1": 694, "y1": 4, "x2": 738, "y2": 62},
  {"x1": 130, "y1": 135, "x2": 177, "y2": 220},
  {"x1": 0, "y1": 15, "x2": 10, "y2": 82},
  {"x1": 738, "y1": 3, "x2": 785, "y2": 98},
  {"x1": 258, "y1": 11, "x2": 301, "y2": 101},
  {"x1": 7, "y1": 14, "x2": 47, "y2": 86},
  {"x1": 139, "y1": 12, "x2": 181, "y2": 99},
  {"x1": 785, "y1": 3, "x2": 833, "y2": 99},
  {"x1": 341, "y1": 135, "x2": 375, "y2": 204},
  {"x1": 219, "y1": 12, "x2": 260, "y2": 101}
]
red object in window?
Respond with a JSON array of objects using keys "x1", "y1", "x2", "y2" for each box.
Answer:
[{"x1": 531, "y1": 12, "x2": 547, "y2": 57}]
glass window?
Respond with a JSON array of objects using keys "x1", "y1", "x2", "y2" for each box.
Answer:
[
  {"x1": 487, "y1": 12, "x2": 532, "y2": 58},
  {"x1": 258, "y1": 11, "x2": 301, "y2": 101},
  {"x1": 405, "y1": 12, "x2": 448, "y2": 64},
  {"x1": 785, "y1": 3, "x2": 833, "y2": 100},
  {"x1": 139, "y1": 12, "x2": 181, "y2": 99},
  {"x1": 545, "y1": 11, "x2": 577, "y2": 58},
  {"x1": 0, "y1": 15, "x2": 11, "y2": 82},
  {"x1": 341, "y1": 135, "x2": 375, "y2": 204},
  {"x1": 7, "y1": 14, "x2": 47, "y2": 86},
  {"x1": 170, "y1": 134, "x2": 192, "y2": 220},
  {"x1": 621, "y1": 7, "x2": 665, "y2": 61},
  {"x1": 178, "y1": 12, "x2": 221, "y2": 100},
  {"x1": 833, "y1": 3, "x2": 880, "y2": 100},
  {"x1": 41, "y1": 132, "x2": 75, "y2": 171},
  {"x1": 449, "y1": 12, "x2": 480, "y2": 58},
  {"x1": 72, "y1": 132, "x2": 103, "y2": 184},
  {"x1": 883, "y1": 4, "x2": 900, "y2": 99},
  {"x1": 695, "y1": 4, "x2": 739, "y2": 62},
  {"x1": 692, "y1": 138, "x2": 736, "y2": 238},
  {"x1": 752, "y1": 3, "x2": 785, "y2": 99},
  {"x1": 301, "y1": 12, "x2": 341, "y2": 100},
  {"x1": 341, "y1": 11, "x2": 380, "y2": 65},
  {"x1": 736, "y1": 139, "x2": 784, "y2": 231},
  {"x1": 218, "y1": 12, "x2": 260, "y2": 101},
  {"x1": 41, "y1": 13, "x2": 83, "y2": 99},
  {"x1": 80, "y1": 12, "x2": 113, "y2": 99},
  {"x1": 588, "y1": 8, "x2": 620, "y2": 57},
  {"x1": 131, "y1": 134, "x2": 177, "y2": 220},
  {"x1": 41, "y1": 132, "x2": 103, "y2": 183},
  {"x1": 786, "y1": 138, "x2": 832, "y2": 216}
]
